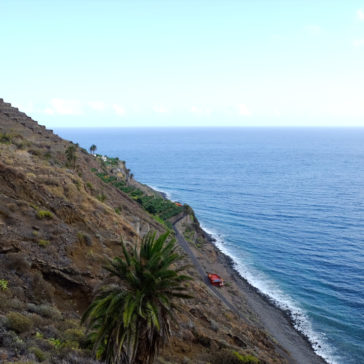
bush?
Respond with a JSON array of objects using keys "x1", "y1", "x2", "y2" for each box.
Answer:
[
  {"x1": 0, "y1": 330, "x2": 26, "y2": 353},
  {"x1": 97, "y1": 193, "x2": 106, "y2": 202},
  {"x1": 0, "y1": 132, "x2": 12, "y2": 143},
  {"x1": 30, "y1": 271, "x2": 55, "y2": 303},
  {"x1": 65, "y1": 145, "x2": 77, "y2": 168},
  {"x1": 6, "y1": 311, "x2": 33, "y2": 333},
  {"x1": 38, "y1": 240, "x2": 50, "y2": 247},
  {"x1": 64, "y1": 327, "x2": 84, "y2": 341},
  {"x1": 0, "y1": 279, "x2": 8, "y2": 290},
  {"x1": 36, "y1": 210, "x2": 53, "y2": 220},
  {"x1": 29, "y1": 345, "x2": 48, "y2": 361},
  {"x1": 86, "y1": 182, "x2": 94, "y2": 190},
  {"x1": 27, "y1": 303, "x2": 62, "y2": 320},
  {"x1": 210, "y1": 350, "x2": 259, "y2": 364},
  {"x1": 77, "y1": 232, "x2": 92, "y2": 246}
]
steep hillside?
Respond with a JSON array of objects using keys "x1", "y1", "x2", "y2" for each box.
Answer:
[{"x1": 0, "y1": 99, "x2": 289, "y2": 364}]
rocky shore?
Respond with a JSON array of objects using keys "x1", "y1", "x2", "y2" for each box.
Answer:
[{"x1": 171, "y1": 211, "x2": 328, "y2": 364}]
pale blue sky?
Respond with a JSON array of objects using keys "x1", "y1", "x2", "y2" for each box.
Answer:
[{"x1": 1, "y1": 1, "x2": 364, "y2": 127}]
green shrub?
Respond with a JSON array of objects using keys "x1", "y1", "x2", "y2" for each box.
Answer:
[
  {"x1": 210, "y1": 350, "x2": 259, "y2": 364},
  {"x1": 93, "y1": 161, "x2": 184, "y2": 221},
  {"x1": 97, "y1": 193, "x2": 106, "y2": 202},
  {"x1": 65, "y1": 145, "x2": 77, "y2": 168},
  {"x1": 64, "y1": 327, "x2": 84, "y2": 340},
  {"x1": 29, "y1": 345, "x2": 47, "y2": 361},
  {"x1": 6, "y1": 311, "x2": 33, "y2": 333},
  {"x1": 233, "y1": 352, "x2": 259, "y2": 363},
  {"x1": 48, "y1": 337, "x2": 62, "y2": 349},
  {"x1": 0, "y1": 279, "x2": 8, "y2": 290},
  {"x1": 36, "y1": 210, "x2": 53, "y2": 220},
  {"x1": 38, "y1": 239, "x2": 50, "y2": 247},
  {"x1": 86, "y1": 182, "x2": 94, "y2": 190},
  {"x1": 0, "y1": 132, "x2": 12, "y2": 143}
]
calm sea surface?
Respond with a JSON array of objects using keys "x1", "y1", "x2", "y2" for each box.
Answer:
[{"x1": 55, "y1": 128, "x2": 364, "y2": 364}]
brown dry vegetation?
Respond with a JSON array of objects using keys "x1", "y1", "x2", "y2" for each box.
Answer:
[{"x1": 0, "y1": 100, "x2": 288, "y2": 364}]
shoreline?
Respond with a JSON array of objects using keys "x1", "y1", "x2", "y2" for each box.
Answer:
[
  {"x1": 137, "y1": 184, "x2": 332, "y2": 363},
  {"x1": 202, "y1": 228, "x2": 330, "y2": 364}
]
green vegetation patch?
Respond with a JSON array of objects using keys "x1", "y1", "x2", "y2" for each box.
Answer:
[
  {"x1": 6, "y1": 311, "x2": 33, "y2": 333},
  {"x1": 36, "y1": 209, "x2": 53, "y2": 220},
  {"x1": 0, "y1": 132, "x2": 12, "y2": 143},
  {"x1": 210, "y1": 349, "x2": 260, "y2": 364},
  {"x1": 0, "y1": 279, "x2": 8, "y2": 290},
  {"x1": 38, "y1": 239, "x2": 50, "y2": 247},
  {"x1": 94, "y1": 169, "x2": 184, "y2": 223},
  {"x1": 29, "y1": 346, "x2": 48, "y2": 362}
]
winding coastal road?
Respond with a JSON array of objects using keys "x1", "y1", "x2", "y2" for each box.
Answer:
[{"x1": 172, "y1": 215, "x2": 243, "y2": 319}]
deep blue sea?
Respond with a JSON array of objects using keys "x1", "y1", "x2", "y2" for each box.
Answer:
[{"x1": 55, "y1": 127, "x2": 364, "y2": 364}]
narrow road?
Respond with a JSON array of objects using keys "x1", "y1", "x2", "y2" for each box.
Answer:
[{"x1": 172, "y1": 215, "x2": 242, "y2": 319}]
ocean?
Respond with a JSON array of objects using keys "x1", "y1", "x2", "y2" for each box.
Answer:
[{"x1": 55, "y1": 127, "x2": 364, "y2": 364}]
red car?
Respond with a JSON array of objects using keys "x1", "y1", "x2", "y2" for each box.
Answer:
[{"x1": 208, "y1": 273, "x2": 224, "y2": 287}]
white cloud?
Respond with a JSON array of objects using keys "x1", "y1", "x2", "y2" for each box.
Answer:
[
  {"x1": 237, "y1": 104, "x2": 251, "y2": 116},
  {"x1": 353, "y1": 39, "x2": 364, "y2": 47},
  {"x1": 113, "y1": 104, "x2": 125, "y2": 116},
  {"x1": 153, "y1": 106, "x2": 168, "y2": 113},
  {"x1": 357, "y1": 9, "x2": 364, "y2": 20},
  {"x1": 88, "y1": 101, "x2": 106, "y2": 111},
  {"x1": 304, "y1": 25, "x2": 321, "y2": 35},
  {"x1": 44, "y1": 98, "x2": 83, "y2": 115}
]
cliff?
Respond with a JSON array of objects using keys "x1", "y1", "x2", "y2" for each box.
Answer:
[{"x1": 0, "y1": 99, "x2": 297, "y2": 364}]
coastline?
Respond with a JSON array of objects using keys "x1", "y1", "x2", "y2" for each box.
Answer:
[
  {"x1": 154, "y1": 185, "x2": 331, "y2": 363},
  {"x1": 204, "y1": 231, "x2": 329, "y2": 364},
  {"x1": 111, "y1": 160, "x2": 332, "y2": 363}
]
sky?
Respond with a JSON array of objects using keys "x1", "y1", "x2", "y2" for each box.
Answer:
[{"x1": 1, "y1": 0, "x2": 364, "y2": 127}]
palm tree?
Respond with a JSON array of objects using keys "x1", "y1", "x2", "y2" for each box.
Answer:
[
  {"x1": 90, "y1": 144, "x2": 97, "y2": 155},
  {"x1": 82, "y1": 231, "x2": 191, "y2": 364}
]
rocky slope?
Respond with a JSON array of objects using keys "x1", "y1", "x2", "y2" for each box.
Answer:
[{"x1": 0, "y1": 99, "x2": 290, "y2": 364}]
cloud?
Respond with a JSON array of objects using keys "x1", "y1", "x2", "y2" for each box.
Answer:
[
  {"x1": 304, "y1": 25, "x2": 321, "y2": 35},
  {"x1": 44, "y1": 98, "x2": 83, "y2": 115},
  {"x1": 357, "y1": 9, "x2": 364, "y2": 20},
  {"x1": 353, "y1": 39, "x2": 364, "y2": 47},
  {"x1": 113, "y1": 104, "x2": 125, "y2": 116},
  {"x1": 88, "y1": 101, "x2": 106, "y2": 111},
  {"x1": 153, "y1": 106, "x2": 168, "y2": 113},
  {"x1": 237, "y1": 104, "x2": 251, "y2": 116}
]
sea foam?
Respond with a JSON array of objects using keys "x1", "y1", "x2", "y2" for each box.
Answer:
[{"x1": 200, "y1": 223, "x2": 340, "y2": 364}]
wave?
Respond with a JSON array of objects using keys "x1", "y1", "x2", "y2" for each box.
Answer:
[
  {"x1": 148, "y1": 184, "x2": 173, "y2": 200},
  {"x1": 200, "y1": 222, "x2": 341, "y2": 364}
]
